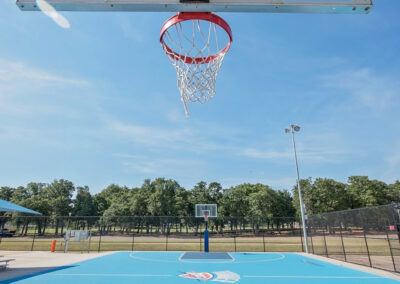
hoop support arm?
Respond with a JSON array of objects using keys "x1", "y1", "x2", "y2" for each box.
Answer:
[{"x1": 17, "y1": 0, "x2": 372, "y2": 14}]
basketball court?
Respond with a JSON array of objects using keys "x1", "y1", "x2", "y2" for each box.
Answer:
[
  {"x1": 3, "y1": 251, "x2": 399, "y2": 283},
  {"x1": 5, "y1": 1, "x2": 396, "y2": 283}
]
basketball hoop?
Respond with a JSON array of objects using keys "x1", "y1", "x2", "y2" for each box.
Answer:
[
  {"x1": 203, "y1": 213, "x2": 209, "y2": 222},
  {"x1": 160, "y1": 12, "x2": 233, "y2": 117}
]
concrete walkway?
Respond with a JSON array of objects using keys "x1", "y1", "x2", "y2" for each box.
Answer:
[{"x1": 0, "y1": 251, "x2": 115, "y2": 281}]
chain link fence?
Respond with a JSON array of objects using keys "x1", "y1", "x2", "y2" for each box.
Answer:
[
  {"x1": 0, "y1": 216, "x2": 303, "y2": 253},
  {"x1": 307, "y1": 203, "x2": 400, "y2": 273}
]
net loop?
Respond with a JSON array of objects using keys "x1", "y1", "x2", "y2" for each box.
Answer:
[{"x1": 160, "y1": 12, "x2": 233, "y2": 117}]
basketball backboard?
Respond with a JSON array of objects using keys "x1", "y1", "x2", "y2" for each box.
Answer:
[
  {"x1": 17, "y1": 0, "x2": 372, "y2": 14},
  {"x1": 195, "y1": 204, "x2": 218, "y2": 218}
]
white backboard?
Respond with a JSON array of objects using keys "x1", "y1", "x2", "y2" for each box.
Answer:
[{"x1": 195, "y1": 204, "x2": 218, "y2": 218}]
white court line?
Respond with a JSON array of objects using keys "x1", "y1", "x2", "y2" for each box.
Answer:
[
  {"x1": 177, "y1": 252, "x2": 235, "y2": 263},
  {"x1": 51, "y1": 273, "x2": 173, "y2": 277},
  {"x1": 244, "y1": 275, "x2": 383, "y2": 279},
  {"x1": 232, "y1": 253, "x2": 285, "y2": 263}
]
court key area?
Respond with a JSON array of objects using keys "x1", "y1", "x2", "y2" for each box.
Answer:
[{"x1": 3, "y1": 251, "x2": 399, "y2": 283}]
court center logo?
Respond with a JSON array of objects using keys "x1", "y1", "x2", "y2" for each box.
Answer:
[{"x1": 178, "y1": 270, "x2": 240, "y2": 283}]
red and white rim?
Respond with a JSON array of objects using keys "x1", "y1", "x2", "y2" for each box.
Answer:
[{"x1": 160, "y1": 12, "x2": 233, "y2": 64}]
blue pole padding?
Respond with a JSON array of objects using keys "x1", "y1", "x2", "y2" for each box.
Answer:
[{"x1": 204, "y1": 229, "x2": 209, "y2": 252}]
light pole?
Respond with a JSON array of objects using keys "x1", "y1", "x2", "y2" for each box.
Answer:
[{"x1": 285, "y1": 124, "x2": 309, "y2": 254}]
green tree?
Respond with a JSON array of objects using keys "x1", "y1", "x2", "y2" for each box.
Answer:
[
  {"x1": 130, "y1": 187, "x2": 149, "y2": 216},
  {"x1": 0, "y1": 186, "x2": 15, "y2": 201},
  {"x1": 292, "y1": 178, "x2": 315, "y2": 216},
  {"x1": 387, "y1": 181, "x2": 400, "y2": 203},
  {"x1": 312, "y1": 178, "x2": 348, "y2": 213},
  {"x1": 174, "y1": 187, "x2": 191, "y2": 216},
  {"x1": 74, "y1": 186, "x2": 96, "y2": 216},
  {"x1": 43, "y1": 179, "x2": 75, "y2": 235},
  {"x1": 221, "y1": 183, "x2": 260, "y2": 217},
  {"x1": 347, "y1": 176, "x2": 389, "y2": 208},
  {"x1": 147, "y1": 178, "x2": 180, "y2": 216},
  {"x1": 191, "y1": 181, "x2": 223, "y2": 205}
]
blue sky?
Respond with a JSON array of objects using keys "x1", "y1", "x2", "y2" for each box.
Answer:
[{"x1": 0, "y1": 0, "x2": 399, "y2": 194}]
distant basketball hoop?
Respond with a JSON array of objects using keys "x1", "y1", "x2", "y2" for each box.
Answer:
[
  {"x1": 195, "y1": 204, "x2": 217, "y2": 220},
  {"x1": 195, "y1": 204, "x2": 217, "y2": 252},
  {"x1": 160, "y1": 12, "x2": 233, "y2": 117}
]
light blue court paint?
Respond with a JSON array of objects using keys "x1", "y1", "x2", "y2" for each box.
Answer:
[{"x1": 3, "y1": 252, "x2": 399, "y2": 284}]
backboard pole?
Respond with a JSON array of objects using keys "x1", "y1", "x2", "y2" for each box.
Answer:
[{"x1": 204, "y1": 228, "x2": 209, "y2": 253}]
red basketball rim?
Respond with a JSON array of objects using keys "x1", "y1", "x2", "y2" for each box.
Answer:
[{"x1": 160, "y1": 12, "x2": 233, "y2": 64}]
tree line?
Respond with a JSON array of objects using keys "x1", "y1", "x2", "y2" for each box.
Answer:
[{"x1": 0, "y1": 176, "x2": 399, "y2": 218}]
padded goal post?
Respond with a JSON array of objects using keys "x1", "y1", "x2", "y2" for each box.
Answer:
[{"x1": 16, "y1": 0, "x2": 372, "y2": 14}]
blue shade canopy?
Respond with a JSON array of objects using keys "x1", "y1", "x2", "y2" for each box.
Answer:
[{"x1": 0, "y1": 199, "x2": 42, "y2": 215}]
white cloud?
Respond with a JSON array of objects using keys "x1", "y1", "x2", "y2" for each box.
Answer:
[
  {"x1": 106, "y1": 119, "x2": 232, "y2": 152},
  {"x1": 0, "y1": 125, "x2": 39, "y2": 140},
  {"x1": 241, "y1": 146, "x2": 343, "y2": 164},
  {"x1": 219, "y1": 176, "x2": 296, "y2": 190},
  {"x1": 0, "y1": 59, "x2": 91, "y2": 117},
  {"x1": 166, "y1": 108, "x2": 185, "y2": 122},
  {"x1": 0, "y1": 59, "x2": 88, "y2": 87},
  {"x1": 385, "y1": 141, "x2": 400, "y2": 175},
  {"x1": 118, "y1": 154, "x2": 206, "y2": 175},
  {"x1": 242, "y1": 148, "x2": 291, "y2": 160},
  {"x1": 117, "y1": 16, "x2": 144, "y2": 43},
  {"x1": 322, "y1": 68, "x2": 400, "y2": 111},
  {"x1": 387, "y1": 152, "x2": 400, "y2": 168}
]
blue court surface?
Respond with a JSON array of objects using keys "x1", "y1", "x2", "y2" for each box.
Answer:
[{"x1": 4, "y1": 252, "x2": 399, "y2": 283}]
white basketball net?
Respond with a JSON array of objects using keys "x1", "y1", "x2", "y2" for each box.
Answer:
[{"x1": 162, "y1": 19, "x2": 230, "y2": 117}]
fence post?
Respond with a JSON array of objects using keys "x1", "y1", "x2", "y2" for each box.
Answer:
[
  {"x1": 322, "y1": 231, "x2": 328, "y2": 257},
  {"x1": 307, "y1": 225, "x2": 315, "y2": 254},
  {"x1": 200, "y1": 233, "x2": 202, "y2": 252},
  {"x1": 166, "y1": 233, "x2": 168, "y2": 251},
  {"x1": 234, "y1": 235, "x2": 237, "y2": 252},
  {"x1": 131, "y1": 232, "x2": 135, "y2": 252},
  {"x1": 98, "y1": 225, "x2": 102, "y2": 253},
  {"x1": 339, "y1": 224, "x2": 347, "y2": 262},
  {"x1": 31, "y1": 224, "x2": 37, "y2": 251},
  {"x1": 299, "y1": 226, "x2": 304, "y2": 252},
  {"x1": 390, "y1": 204, "x2": 400, "y2": 244},
  {"x1": 363, "y1": 229, "x2": 372, "y2": 267},
  {"x1": 263, "y1": 234, "x2": 266, "y2": 252},
  {"x1": 385, "y1": 229, "x2": 397, "y2": 272}
]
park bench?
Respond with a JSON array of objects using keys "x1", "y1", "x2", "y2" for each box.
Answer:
[{"x1": 0, "y1": 258, "x2": 14, "y2": 271}]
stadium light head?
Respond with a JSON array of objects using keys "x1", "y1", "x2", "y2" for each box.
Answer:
[
  {"x1": 285, "y1": 124, "x2": 301, "y2": 133},
  {"x1": 292, "y1": 125, "x2": 301, "y2": 132}
]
